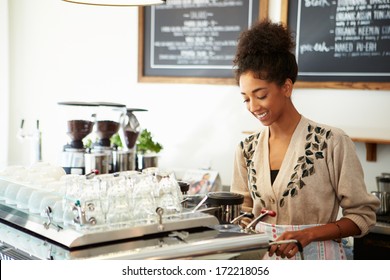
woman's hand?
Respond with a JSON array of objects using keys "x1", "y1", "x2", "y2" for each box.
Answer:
[
  {"x1": 268, "y1": 229, "x2": 313, "y2": 259},
  {"x1": 268, "y1": 219, "x2": 360, "y2": 259}
]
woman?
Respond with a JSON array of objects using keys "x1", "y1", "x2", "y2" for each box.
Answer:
[{"x1": 231, "y1": 20, "x2": 379, "y2": 260}]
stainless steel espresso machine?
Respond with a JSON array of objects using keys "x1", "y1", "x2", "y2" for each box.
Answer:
[{"x1": 0, "y1": 170, "x2": 270, "y2": 260}]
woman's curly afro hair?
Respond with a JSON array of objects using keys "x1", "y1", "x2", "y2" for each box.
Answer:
[{"x1": 233, "y1": 20, "x2": 298, "y2": 86}]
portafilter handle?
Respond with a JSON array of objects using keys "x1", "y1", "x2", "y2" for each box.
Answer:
[
  {"x1": 230, "y1": 212, "x2": 254, "y2": 224},
  {"x1": 245, "y1": 209, "x2": 276, "y2": 233},
  {"x1": 191, "y1": 195, "x2": 209, "y2": 213}
]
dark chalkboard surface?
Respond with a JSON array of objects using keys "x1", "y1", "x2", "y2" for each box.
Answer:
[
  {"x1": 283, "y1": 0, "x2": 390, "y2": 89},
  {"x1": 138, "y1": 0, "x2": 268, "y2": 84}
]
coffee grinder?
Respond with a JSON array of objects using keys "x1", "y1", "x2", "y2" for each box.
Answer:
[
  {"x1": 85, "y1": 102, "x2": 126, "y2": 174},
  {"x1": 113, "y1": 108, "x2": 147, "y2": 172},
  {"x1": 58, "y1": 101, "x2": 97, "y2": 175}
]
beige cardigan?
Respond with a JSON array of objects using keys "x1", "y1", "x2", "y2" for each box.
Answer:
[{"x1": 231, "y1": 116, "x2": 379, "y2": 236}]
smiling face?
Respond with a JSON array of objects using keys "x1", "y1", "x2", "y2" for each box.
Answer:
[{"x1": 239, "y1": 71, "x2": 292, "y2": 127}]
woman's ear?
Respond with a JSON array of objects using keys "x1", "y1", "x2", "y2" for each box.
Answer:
[{"x1": 283, "y1": 79, "x2": 293, "y2": 98}]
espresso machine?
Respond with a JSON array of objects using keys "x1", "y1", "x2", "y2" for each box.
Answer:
[
  {"x1": 58, "y1": 101, "x2": 97, "y2": 175},
  {"x1": 85, "y1": 102, "x2": 126, "y2": 174}
]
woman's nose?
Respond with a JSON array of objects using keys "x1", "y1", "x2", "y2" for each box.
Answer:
[{"x1": 248, "y1": 99, "x2": 260, "y2": 113}]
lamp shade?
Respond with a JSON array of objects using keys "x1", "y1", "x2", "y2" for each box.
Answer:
[{"x1": 62, "y1": 0, "x2": 166, "y2": 6}]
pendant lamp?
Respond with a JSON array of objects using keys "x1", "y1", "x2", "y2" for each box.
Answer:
[{"x1": 62, "y1": 0, "x2": 166, "y2": 6}]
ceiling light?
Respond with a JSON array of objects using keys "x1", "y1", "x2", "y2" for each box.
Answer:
[{"x1": 62, "y1": 0, "x2": 166, "y2": 6}]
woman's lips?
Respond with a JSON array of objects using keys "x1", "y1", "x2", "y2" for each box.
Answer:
[{"x1": 255, "y1": 111, "x2": 268, "y2": 121}]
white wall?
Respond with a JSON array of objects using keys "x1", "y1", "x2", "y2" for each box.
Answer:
[
  {"x1": 0, "y1": 0, "x2": 9, "y2": 169},
  {"x1": 5, "y1": 0, "x2": 390, "y2": 192}
]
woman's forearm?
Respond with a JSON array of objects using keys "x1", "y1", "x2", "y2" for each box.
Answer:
[
  {"x1": 302, "y1": 218, "x2": 361, "y2": 243},
  {"x1": 268, "y1": 218, "x2": 361, "y2": 259}
]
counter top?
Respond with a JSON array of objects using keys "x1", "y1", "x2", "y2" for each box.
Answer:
[{"x1": 370, "y1": 222, "x2": 390, "y2": 235}]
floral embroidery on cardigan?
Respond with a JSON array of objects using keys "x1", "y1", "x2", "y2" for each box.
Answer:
[
  {"x1": 241, "y1": 132, "x2": 266, "y2": 207},
  {"x1": 279, "y1": 124, "x2": 333, "y2": 207}
]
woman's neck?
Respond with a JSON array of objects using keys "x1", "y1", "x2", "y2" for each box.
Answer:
[{"x1": 269, "y1": 107, "x2": 301, "y2": 140}]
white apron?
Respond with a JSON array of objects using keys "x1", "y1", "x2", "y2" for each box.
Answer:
[{"x1": 256, "y1": 222, "x2": 347, "y2": 260}]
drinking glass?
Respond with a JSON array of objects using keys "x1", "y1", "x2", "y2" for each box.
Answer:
[
  {"x1": 4, "y1": 183, "x2": 23, "y2": 205},
  {"x1": 156, "y1": 170, "x2": 183, "y2": 216},
  {"x1": 28, "y1": 189, "x2": 52, "y2": 214},
  {"x1": 105, "y1": 192, "x2": 132, "y2": 227},
  {"x1": 1, "y1": 165, "x2": 26, "y2": 178},
  {"x1": 142, "y1": 167, "x2": 160, "y2": 176},
  {"x1": 95, "y1": 174, "x2": 119, "y2": 226},
  {"x1": 39, "y1": 194, "x2": 63, "y2": 218},
  {"x1": 131, "y1": 173, "x2": 157, "y2": 224},
  {"x1": 93, "y1": 173, "x2": 133, "y2": 227},
  {"x1": 0, "y1": 179, "x2": 9, "y2": 201},
  {"x1": 16, "y1": 186, "x2": 35, "y2": 210},
  {"x1": 52, "y1": 199, "x2": 64, "y2": 224},
  {"x1": 61, "y1": 174, "x2": 83, "y2": 227}
]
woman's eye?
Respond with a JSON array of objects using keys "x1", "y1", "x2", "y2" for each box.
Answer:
[
  {"x1": 243, "y1": 99, "x2": 249, "y2": 103},
  {"x1": 257, "y1": 94, "x2": 267, "y2": 100}
]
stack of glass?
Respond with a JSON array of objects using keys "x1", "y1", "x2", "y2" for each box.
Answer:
[{"x1": 0, "y1": 164, "x2": 183, "y2": 231}]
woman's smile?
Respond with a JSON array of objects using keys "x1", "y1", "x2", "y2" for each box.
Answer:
[{"x1": 254, "y1": 111, "x2": 269, "y2": 121}]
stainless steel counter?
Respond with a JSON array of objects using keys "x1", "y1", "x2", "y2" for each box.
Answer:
[
  {"x1": 371, "y1": 215, "x2": 390, "y2": 235},
  {"x1": 0, "y1": 202, "x2": 270, "y2": 260},
  {"x1": 0, "y1": 220, "x2": 269, "y2": 260},
  {"x1": 371, "y1": 222, "x2": 390, "y2": 235}
]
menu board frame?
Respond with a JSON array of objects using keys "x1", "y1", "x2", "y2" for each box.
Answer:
[
  {"x1": 138, "y1": 0, "x2": 269, "y2": 85},
  {"x1": 280, "y1": 0, "x2": 390, "y2": 90}
]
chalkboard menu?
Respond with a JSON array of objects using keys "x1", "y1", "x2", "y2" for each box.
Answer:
[
  {"x1": 138, "y1": 0, "x2": 267, "y2": 84},
  {"x1": 285, "y1": 0, "x2": 390, "y2": 89}
]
